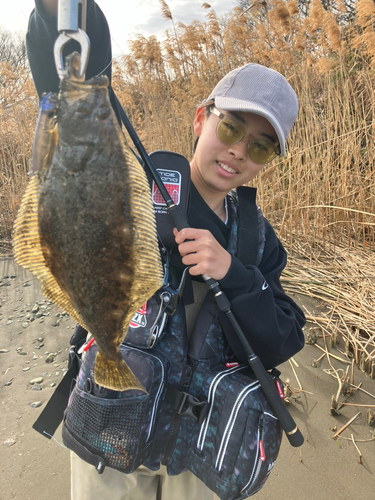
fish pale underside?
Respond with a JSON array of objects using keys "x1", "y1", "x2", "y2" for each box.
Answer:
[{"x1": 13, "y1": 52, "x2": 164, "y2": 392}]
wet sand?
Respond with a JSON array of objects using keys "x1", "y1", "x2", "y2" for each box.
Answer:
[{"x1": 1, "y1": 257, "x2": 374, "y2": 500}]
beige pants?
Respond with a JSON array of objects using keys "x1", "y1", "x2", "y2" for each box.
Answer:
[{"x1": 71, "y1": 452, "x2": 215, "y2": 500}]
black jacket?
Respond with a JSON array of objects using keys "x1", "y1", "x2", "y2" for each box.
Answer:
[{"x1": 26, "y1": 0, "x2": 305, "y2": 369}]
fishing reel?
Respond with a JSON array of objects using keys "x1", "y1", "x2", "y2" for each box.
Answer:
[{"x1": 147, "y1": 248, "x2": 189, "y2": 348}]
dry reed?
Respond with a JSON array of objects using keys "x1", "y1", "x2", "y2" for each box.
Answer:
[{"x1": 0, "y1": 61, "x2": 37, "y2": 251}]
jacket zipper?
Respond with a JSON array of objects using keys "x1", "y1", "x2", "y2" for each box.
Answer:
[
  {"x1": 240, "y1": 414, "x2": 265, "y2": 495},
  {"x1": 215, "y1": 382, "x2": 260, "y2": 471},
  {"x1": 197, "y1": 365, "x2": 245, "y2": 451}
]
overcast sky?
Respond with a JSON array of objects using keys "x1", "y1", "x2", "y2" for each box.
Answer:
[{"x1": 4, "y1": 0, "x2": 237, "y2": 55}]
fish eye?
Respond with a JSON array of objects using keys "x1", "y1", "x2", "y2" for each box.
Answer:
[
  {"x1": 76, "y1": 102, "x2": 92, "y2": 115},
  {"x1": 97, "y1": 105, "x2": 111, "y2": 121}
]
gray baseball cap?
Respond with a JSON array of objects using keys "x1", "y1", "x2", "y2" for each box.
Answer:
[{"x1": 206, "y1": 63, "x2": 298, "y2": 156}]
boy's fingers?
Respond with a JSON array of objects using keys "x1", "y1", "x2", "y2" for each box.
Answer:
[
  {"x1": 180, "y1": 236, "x2": 208, "y2": 254},
  {"x1": 174, "y1": 227, "x2": 205, "y2": 244}
]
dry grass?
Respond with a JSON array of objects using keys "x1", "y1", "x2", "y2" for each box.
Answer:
[
  {"x1": 282, "y1": 243, "x2": 375, "y2": 377},
  {"x1": 0, "y1": 61, "x2": 37, "y2": 251},
  {"x1": 1, "y1": 0, "x2": 375, "y2": 370}
]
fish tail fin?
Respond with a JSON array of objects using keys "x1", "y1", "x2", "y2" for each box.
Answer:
[{"x1": 94, "y1": 351, "x2": 146, "y2": 393}]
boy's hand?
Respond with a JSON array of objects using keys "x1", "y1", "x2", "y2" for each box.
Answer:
[{"x1": 173, "y1": 228, "x2": 231, "y2": 280}]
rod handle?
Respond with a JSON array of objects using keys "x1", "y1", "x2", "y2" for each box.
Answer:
[{"x1": 249, "y1": 356, "x2": 304, "y2": 447}]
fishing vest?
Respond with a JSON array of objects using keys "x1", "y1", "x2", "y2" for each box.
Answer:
[{"x1": 60, "y1": 170, "x2": 284, "y2": 500}]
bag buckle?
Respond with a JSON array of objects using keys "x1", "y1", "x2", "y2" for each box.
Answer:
[{"x1": 176, "y1": 392, "x2": 209, "y2": 425}]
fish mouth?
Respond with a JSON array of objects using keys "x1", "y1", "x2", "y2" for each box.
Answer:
[
  {"x1": 60, "y1": 76, "x2": 109, "y2": 101},
  {"x1": 65, "y1": 75, "x2": 108, "y2": 88},
  {"x1": 62, "y1": 52, "x2": 109, "y2": 89}
]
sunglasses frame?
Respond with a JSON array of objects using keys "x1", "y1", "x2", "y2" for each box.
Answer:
[{"x1": 210, "y1": 107, "x2": 280, "y2": 164}]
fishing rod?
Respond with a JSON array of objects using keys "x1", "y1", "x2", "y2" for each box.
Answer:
[{"x1": 53, "y1": 0, "x2": 303, "y2": 448}]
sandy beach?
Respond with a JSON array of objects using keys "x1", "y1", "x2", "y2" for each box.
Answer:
[{"x1": 1, "y1": 255, "x2": 374, "y2": 500}]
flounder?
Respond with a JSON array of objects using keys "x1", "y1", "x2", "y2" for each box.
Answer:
[{"x1": 13, "y1": 52, "x2": 164, "y2": 392}]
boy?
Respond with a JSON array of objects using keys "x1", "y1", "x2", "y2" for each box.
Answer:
[{"x1": 26, "y1": 1, "x2": 305, "y2": 499}]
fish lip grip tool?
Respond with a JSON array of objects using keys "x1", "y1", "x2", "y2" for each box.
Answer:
[{"x1": 54, "y1": 0, "x2": 90, "y2": 80}]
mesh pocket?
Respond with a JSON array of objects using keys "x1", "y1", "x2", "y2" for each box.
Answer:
[
  {"x1": 63, "y1": 344, "x2": 169, "y2": 474},
  {"x1": 65, "y1": 386, "x2": 148, "y2": 473}
]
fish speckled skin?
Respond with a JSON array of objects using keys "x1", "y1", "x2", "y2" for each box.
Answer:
[{"x1": 13, "y1": 53, "x2": 164, "y2": 391}]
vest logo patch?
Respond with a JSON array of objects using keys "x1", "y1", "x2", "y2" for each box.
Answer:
[
  {"x1": 129, "y1": 302, "x2": 147, "y2": 328},
  {"x1": 152, "y1": 169, "x2": 181, "y2": 206}
]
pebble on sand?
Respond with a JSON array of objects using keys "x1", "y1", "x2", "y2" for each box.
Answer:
[
  {"x1": 30, "y1": 401, "x2": 42, "y2": 408},
  {"x1": 30, "y1": 377, "x2": 44, "y2": 385},
  {"x1": 45, "y1": 353, "x2": 56, "y2": 363}
]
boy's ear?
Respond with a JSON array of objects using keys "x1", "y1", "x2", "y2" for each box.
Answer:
[{"x1": 193, "y1": 107, "x2": 206, "y2": 136}]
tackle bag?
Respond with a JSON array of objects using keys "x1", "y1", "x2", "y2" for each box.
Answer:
[
  {"x1": 180, "y1": 364, "x2": 282, "y2": 499},
  {"x1": 62, "y1": 341, "x2": 283, "y2": 499}
]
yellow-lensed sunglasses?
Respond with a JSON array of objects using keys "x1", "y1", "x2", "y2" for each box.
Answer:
[{"x1": 211, "y1": 107, "x2": 280, "y2": 164}]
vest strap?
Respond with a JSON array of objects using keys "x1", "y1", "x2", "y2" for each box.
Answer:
[
  {"x1": 236, "y1": 186, "x2": 259, "y2": 267},
  {"x1": 32, "y1": 347, "x2": 80, "y2": 438}
]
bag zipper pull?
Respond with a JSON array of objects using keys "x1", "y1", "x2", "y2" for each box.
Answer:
[
  {"x1": 78, "y1": 337, "x2": 95, "y2": 355},
  {"x1": 259, "y1": 440, "x2": 266, "y2": 462},
  {"x1": 275, "y1": 380, "x2": 284, "y2": 399},
  {"x1": 259, "y1": 414, "x2": 266, "y2": 462}
]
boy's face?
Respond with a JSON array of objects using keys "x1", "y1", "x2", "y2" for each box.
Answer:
[{"x1": 190, "y1": 107, "x2": 279, "y2": 197}]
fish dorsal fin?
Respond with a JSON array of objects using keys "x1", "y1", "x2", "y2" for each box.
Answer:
[
  {"x1": 118, "y1": 140, "x2": 165, "y2": 335},
  {"x1": 13, "y1": 175, "x2": 87, "y2": 329}
]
